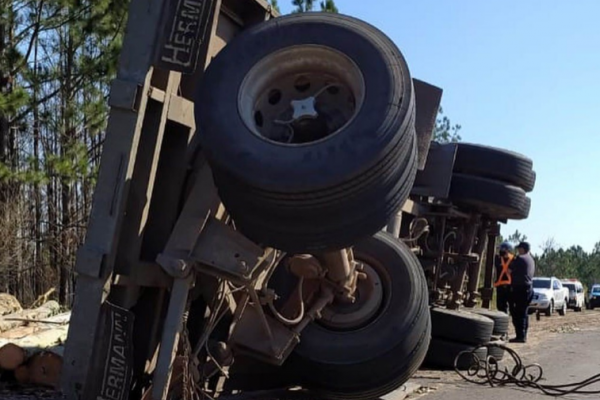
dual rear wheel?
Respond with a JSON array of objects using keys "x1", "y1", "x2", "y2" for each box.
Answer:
[{"x1": 195, "y1": 13, "x2": 429, "y2": 400}]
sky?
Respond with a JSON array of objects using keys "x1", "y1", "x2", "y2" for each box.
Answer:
[{"x1": 279, "y1": 0, "x2": 600, "y2": 254}]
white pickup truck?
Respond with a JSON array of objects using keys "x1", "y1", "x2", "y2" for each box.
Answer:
[{"x1": 530, "y1": 277, "x2": 569, "y2": 316}]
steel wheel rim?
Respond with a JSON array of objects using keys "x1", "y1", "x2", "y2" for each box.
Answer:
[
  {"x1": 318, "y1": 256, "x2": 389, "y2": 332},
  {"x1": 238, "y1": 45, "x2": 366, "y2": 146}
]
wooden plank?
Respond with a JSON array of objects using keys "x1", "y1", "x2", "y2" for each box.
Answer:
[{"x1": 166, "y1": 96, "x2": 195, "y2": 128}]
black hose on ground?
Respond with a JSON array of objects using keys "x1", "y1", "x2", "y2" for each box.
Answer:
[{"x1": 454, "y1": 342, "x2": 600, "y2": 396}]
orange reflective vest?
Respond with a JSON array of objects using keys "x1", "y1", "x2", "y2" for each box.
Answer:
[{"x1": 494, "y1": 254, "x2": 514, "y2": 287}]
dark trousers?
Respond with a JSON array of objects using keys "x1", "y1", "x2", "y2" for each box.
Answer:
[
  {"x1": 496, "y1": 285, "x2": 511, "y2": 314},
  {"x1": 509, "y1": 285, "x2": 534, "y2": 340}
]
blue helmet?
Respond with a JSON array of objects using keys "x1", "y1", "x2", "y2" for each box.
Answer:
[{"x1": 499, "y1": 241, "x2": 513, "y2": 252}]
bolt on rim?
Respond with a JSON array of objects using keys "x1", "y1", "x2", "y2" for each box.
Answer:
[{"x1": 238, "y1": 44, "x2": 366, "y2": 146}]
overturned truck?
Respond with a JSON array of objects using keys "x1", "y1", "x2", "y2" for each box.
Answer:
[{"x1": 60, "y1": 0, "x2": 535, "y2": 399}]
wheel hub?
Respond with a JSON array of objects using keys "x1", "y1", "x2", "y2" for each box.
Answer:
[
  {"x1": 319, "y1": 262, "x2": 384, "y2": 331},
  {"x1": 238, "y1": 44, "x2": 365, "y2": 146},
  {"x1": 290, "y1": 97, "x2": 318, "y2": 120}
]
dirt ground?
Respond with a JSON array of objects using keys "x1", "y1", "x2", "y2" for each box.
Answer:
[{"x1": 409, "y1": 307, "x2": 600, "y2": 398}]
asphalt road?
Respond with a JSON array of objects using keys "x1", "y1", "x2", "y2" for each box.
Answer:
[{"x1": 411, "y1": 322, "x2": 600, "y2": 400}]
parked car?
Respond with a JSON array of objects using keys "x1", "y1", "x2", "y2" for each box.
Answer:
[
  {"x1": 587, "y1": 284, "x2": 600, "y2": 310},
  {"x1": 530, "y1": 277, "x2": 569, "y2": 316},
  {"x1": 561, "y1": 279, "x2": 585, "y2": 312}
]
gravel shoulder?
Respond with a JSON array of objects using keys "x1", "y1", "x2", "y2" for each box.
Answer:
[{"x1": 409, "y1": 308, "x2": 600, "y2": 399}]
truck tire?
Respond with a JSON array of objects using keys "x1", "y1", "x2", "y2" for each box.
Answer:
[
  {"x1": 287, "y1": 232, "x2": 430, "y2": 400},
  {"x1": 424, "y1": 338, "x2": 487, "y2": 371},
  {"x1": 430, "y1": 308, "x2": 494, "y2": 345},
  {"x1": 469, "y1": 309, "x2": 510, "y2": 336},
  {"x1": 195, "y1": 13, "x2": 417, "y2": 253},
  {"x1": 449, "y1": 174, "x2": 531, "y2": 220},
  {"x1": 487, "y1": 340, "x2": 506, "y2": 361},
  {"x1": 452, "y1": 143, "x2": 536, "y2": 192}
]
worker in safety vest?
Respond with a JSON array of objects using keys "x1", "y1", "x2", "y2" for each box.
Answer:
[{"x1": 494, "y1": 242, "x2": 514, "y2": 313}]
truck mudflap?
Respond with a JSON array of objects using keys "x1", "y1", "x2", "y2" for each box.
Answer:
[{"x1": 87, "y1": 302, "x2": 135, "y2": 400}]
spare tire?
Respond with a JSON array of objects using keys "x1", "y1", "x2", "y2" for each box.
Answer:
[
  {"x1": 452, "y1": 143, "x2": 536, "y2": 192},
  {"x1": 424, "y1": 338, "x2": 487, "y2": 371},
  {"x1": 487, "y1": 340, "x2": 506, "y2": 361},
  {"x1": 449, "y1": 174, "x2": 531, "y2": 220},
  {"x1": 430, "y1": 308, "x2": 494, "y2": 345},
  {"x1": 195, "y1": 13, "x2": 417, "y2": 253},
  {"x1": 469, "y1": 308, "x2": 510, "y2": 336}
]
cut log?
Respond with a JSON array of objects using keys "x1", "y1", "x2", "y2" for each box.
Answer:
[
  {"x1": 0, "y1": 323, "x2": 68, "y2": 350},
  {"x1": 0, "y1": 311, "x2": 71, "y2": 334},
  {"x1": 16, "y1": 346, "x2": 64, "y2": 388},
  {"x1": 0, "y1": 312, "x2": 70, "y2": 341},
  {"x1": 0, "y1": 293, "x2": 22, "y2": 316},
  {"x1": 0, "y1": 301, "x2": 60, "y2": 333},
  {"x1": 0, "y1": 320, "x2": 69, "y2": 371},
  {"x1": 14, "y1": 363, "x2": 29, "y2": 383},
  {"x1": 0, "y1": 342, "x2": 26, "y2": 370}
]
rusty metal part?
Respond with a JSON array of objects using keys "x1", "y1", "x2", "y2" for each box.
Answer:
[
  {"x1": 481, "y1": 223, "x2": 501, "y2": 309},
  {"x1": 288, "y1": 254, "x2": 324, "y2": 280},
  {"x1": 229, "y1": 302, "x2": 299, "y2": 366},
  {"x1": 266, "y1": 279, "x2": 306, "y2": 326},
  {"x1": 447, "y1": 216, "x2": 480, "y2": 310},
  {"x1": 181, "y1": 217, "x2": 270, "y2": 286},
  {"x1": 316, "y1": 248, "x2": 359, "y2": 301},
  {"x1": 431, "y1": 216, "x2": 447, "y2": 293},
  {"x1": 229, "y1": 283, "x2": 336, "y2": 366},
  {"x1": 292, "y1": 286, "x2": 335, "y2": 334},
  {"x1": 319, "y1": 262, "x2": 383, "y2": 330},
  {"x1": 464, "y1": 223, "x2": 490, "y2": 307}
]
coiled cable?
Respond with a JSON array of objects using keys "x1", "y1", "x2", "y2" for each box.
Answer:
[{"x1": 454, "y1": 342, "x2": 600, "y2": 396}]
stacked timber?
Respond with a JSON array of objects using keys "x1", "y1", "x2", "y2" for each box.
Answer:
[{"x1": 0, "y1": 294, "x2": 69, "y2": 391}]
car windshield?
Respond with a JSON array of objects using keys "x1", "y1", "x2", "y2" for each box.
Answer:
[
  {"x1": 592, "y1": 287, "x2": 600, "y2": 294},
  {"x1": 533, "y1": 279, "x2": 551, "y2": 289},
  {"x1": 563, "y1": 283, "x2": 575, "y2": 291}
]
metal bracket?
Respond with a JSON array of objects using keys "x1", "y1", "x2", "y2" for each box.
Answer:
[
  {"x1": 186, "y1": 217, "x2": 267, "y2": 286},
  {"x1": 229, "y1": 304, "x2": 299, "y2": 366}
]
